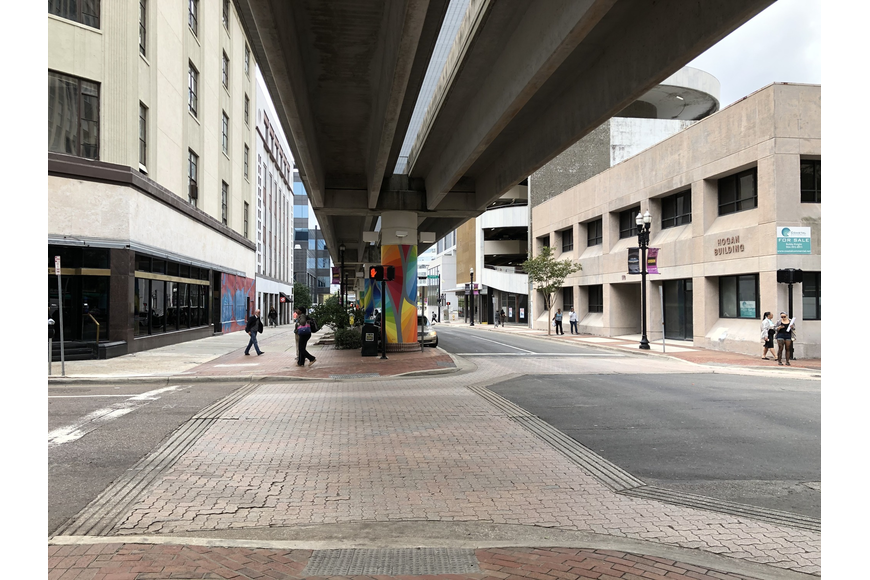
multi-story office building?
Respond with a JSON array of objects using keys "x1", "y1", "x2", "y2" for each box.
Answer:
[
  {"x1": 48, "y1": 0, "x2": 258, "y2": 357},
  {"x1": 292, "y1": 169, "x2": 332, "y2": 305},
  {"x1": 531, "y1": 83, "x2": 821, "y2": 358},
  {"x1": 254, "y1": 71, "x2": 294, "y2": 323}
]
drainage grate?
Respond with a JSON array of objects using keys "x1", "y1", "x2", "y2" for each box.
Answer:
[
  {"x1": 303, "y1": 548, "x2": 480, "y2": 575},
  {"x1": 436, "y1": 361, "x2": 456, "y2": 367},
  {"x1": 329, "y1": 373, "x2": 381, "y2": 379}
]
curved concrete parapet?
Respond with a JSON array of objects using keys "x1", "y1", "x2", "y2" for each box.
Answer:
[{"x1": 619, "y1": 66, "x2": 720, "y2": 120}]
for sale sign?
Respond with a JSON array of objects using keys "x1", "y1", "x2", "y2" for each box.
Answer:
[{"x1": 777, "y1": 227, "x2": 811, "y2": 254}]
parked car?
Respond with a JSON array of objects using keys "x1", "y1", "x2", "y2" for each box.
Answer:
[{"x1": 417, "y1": 315, "x2": 438, "y2": 347}]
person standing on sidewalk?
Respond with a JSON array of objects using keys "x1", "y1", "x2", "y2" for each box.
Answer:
[
  {"x1": 294, "y1": 307, "x2": 316, "y2": 367},
  {"x1": 553, "y1": 308, "x2": 564, "y2": 335},
  {"x1": 569, "y1": 307, "x2": 578, "y2": 334},
  {"x1": 761, "y1": 311, "x2": 775, "y2": 359},
  {"x1": 244, "y1": 309, "x2": 264, "y2": 356},
  {"x1": 500, "y1": 309, "x2": 506, "y2": 327},
  {"x1": 775, "y1": 312, "x2": 792, "y2": 366},
  {"x1": 268, "y1": 306, "x2": 278, "y2": 327}
]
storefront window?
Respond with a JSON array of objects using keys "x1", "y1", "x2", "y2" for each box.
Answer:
[
  {"x1": 151, "y1": 279, "x2": 166, "y2": 333},
  {"x1": 719, "y1": 274, "x2": 758, "y2": 318}
]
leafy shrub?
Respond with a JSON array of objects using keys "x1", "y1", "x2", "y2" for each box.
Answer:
[{"x1": 333, "y1": 327, "x2": 362, "y2": 350}]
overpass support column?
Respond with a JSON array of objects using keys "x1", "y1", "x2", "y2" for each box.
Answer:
[{"x1": 380, "y1": 211, "x2": 419, "y2": 352}]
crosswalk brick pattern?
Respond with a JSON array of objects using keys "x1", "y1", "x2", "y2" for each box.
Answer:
[{"x1": 95, "y1": 359, "x2": 819, "y2": 576}]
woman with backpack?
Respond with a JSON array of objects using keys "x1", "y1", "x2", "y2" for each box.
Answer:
[{"x1": 294, "y1": 307, "x2": 317, "y2": 367}]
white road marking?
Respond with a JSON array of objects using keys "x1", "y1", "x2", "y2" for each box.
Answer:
[
  {"x1": 48, "y1": 386, "x2": 185, "y2": 448},
  {"x1": 466, "y1": 334, "x2": 536, "y2": 353}
]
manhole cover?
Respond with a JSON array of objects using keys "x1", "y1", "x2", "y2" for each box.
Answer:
[{"x1": 303, "y1": 548, "x2": 480, "y2": 575}]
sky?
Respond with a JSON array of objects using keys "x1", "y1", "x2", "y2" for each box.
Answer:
[{"x1": 688, "y1": 0, "x2": 821, "y2": 107}]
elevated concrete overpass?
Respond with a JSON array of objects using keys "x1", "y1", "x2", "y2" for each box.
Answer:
[{"x1": 235, "y1": 0, "x2": 774, "y2": 277}]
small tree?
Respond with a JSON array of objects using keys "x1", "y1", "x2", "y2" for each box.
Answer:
[
  {"x1": 311, "y1": 293, "x2": 350, "y2": 330},
  {"x1": 521, "y1": 246, "x2": 582, "y2": 335},
  {"x1": 292, "y1": 281, "x2": 313, "y2": 313}
]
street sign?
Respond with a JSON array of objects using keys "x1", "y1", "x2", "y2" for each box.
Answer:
[{"x1": 55, "y1": 255, "x2": 61, "y2": 275}]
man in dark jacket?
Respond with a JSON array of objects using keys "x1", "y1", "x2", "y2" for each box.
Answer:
[{"x1": 244, "y1": 308, "x2": 264, "y2": 356}]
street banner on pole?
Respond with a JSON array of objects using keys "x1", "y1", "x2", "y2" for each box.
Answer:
[
  {"x1": 331, "y1": 267, "x2": 340, "y2": 284},
  {"x1": 647, "y1": 248, "x2": 659, "y2": 274},
  {"x1": 627, "y1": 248, "x2": 640, "y2": 274}
]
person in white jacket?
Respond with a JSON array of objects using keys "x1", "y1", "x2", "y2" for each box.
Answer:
[
  {"x1": 569, "y1": 307, "x2": 579, "y2": 335},
  {"x1": 761, "y1": 311, "x2": 775, "y2": 359}
]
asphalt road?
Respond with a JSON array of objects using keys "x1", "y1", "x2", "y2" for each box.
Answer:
[
  {"x1": 435, "y1": 324, "x2": 821, "y2": 519},
  {"x1": 48, "y1": 381, "x2": 246, "y2": 535}
]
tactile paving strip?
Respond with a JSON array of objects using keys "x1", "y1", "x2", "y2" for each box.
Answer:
[{"x1": 302, "y1": 547, "x2": 480, "y2": 575}]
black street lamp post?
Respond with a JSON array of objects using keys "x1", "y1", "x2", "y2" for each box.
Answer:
[
  {"x1": 469, "y1": 267, "x2": 475, "y2": 326},
  {"x1": 636, "y1": 210, "x2": 652, "y2": 350},
  {"x1": 339, "y1": 243, "x2": 345, "y2": 306}
]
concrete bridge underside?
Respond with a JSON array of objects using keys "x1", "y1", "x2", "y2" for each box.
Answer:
[{"x1": 234, "y1": 0, "x2": 774, "y2": 276}]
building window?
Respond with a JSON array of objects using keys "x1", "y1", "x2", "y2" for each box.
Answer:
[
  {"x1": 586, "y1": 218, "x2": 602, "y2": 246},
  {"x1": 222, "y1": 0, "x2": 229, "y2": 29},
  {"x1": 49, "y1": 0, "x2": 100, "y2": 28},
  {"x1": 139, "y1": 0, "x2": 146, "y2": 56},
  {"x1": 244, "y1": 94, "x2": 250, "y2": 125},
  {"x1": 588, "y1": 285, "x2": 603, "y2": 313},
  {"x1": 244, "y1": 202, "x2": 249, "y2": 239},
  {"x1": 48, "y1": 71, "x2": 100, "y2": 160},
  {"x1": 718, "y1": 168, "x2": 757, "y2": 216},
  {"x1": 719, "y1": 274, "x2": 758, "y2": 319},
  {"x1": 245, "y1": 44, "x2": 251, "y2": 77},
  {"x1": 619, "y1": 206, "x2": 640, "y2": 239},
  {"x1": 562, "y1": 287, "x2": 573, "y2": 311},
  {"x1": 222, "y1": 112, "x2": 229, "y2": 154},
  {"x1": 138, "y1": 102, "x2": 147, "y2": 168},
  {"x1": 661, "y1": 189, "x2": 692, "y2": 229},
  {"x1": 188, "y1": 149, "x2": 198, "y2": 207},
  {"x1": 222, "y1": 51, "x2": 229, "y2": 89},
  {"x1": 188, "y1": 62, "x2": 198, "y2": 117},
  {"x1": 561, "y1": 228, "x2": 573, "y2": 253},
  {"x1": 244, "y1": 144, "x2": 249, "y2": 178},
  {"x1": 188, "y1": 0, "x2": 198, "y2": 36},
  {"x1": 801, "y1": 160, "x2": 821, "y2": 203},
  {"x1": 802, "y1": 272, "x2": 820, "y2": 320},
  {"x1": 221, "y1": 182, "x2": 229, "y2": 225}
]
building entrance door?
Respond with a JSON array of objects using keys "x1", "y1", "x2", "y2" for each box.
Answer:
[{"x1": 663, "y1": 279, "x2": 693, "y2": 341}]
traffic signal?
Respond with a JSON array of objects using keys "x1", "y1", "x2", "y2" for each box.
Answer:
[
  {"x1": 369, "y1": 265, "x2": 395, "y2": 281},
  {"x1": 776, "y1": 269, "x2": 803, "y2": 284}
]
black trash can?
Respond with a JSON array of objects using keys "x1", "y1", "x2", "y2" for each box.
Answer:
[{"x1": 361, "y1": 323, "x2": 380, "y2": 357}]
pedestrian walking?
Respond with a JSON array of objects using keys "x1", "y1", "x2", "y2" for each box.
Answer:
[
  {"x1": 569, "y1": 307, "x2": 578, "y2": 334},
  {"x1": 244, "y1": 309, "x2": 264, "y2": 356},
  {"x1": 500, "y1": 309, "x2": 506, "y2": 327},
  {"x1": 553, "y1": 308, "x2": 564, "y2": 335},
  {"x1": 775, "y1": 312, "x2": 793, "y2": 366},
  {"x1": 294, "y1": 307, "x2": 316, "y2": 367},
  {"x1": 268, "y1": 306, "x2": 278, "y2": 327},
  {"x1": 761, "y1": 311, "x2": 776, "y2": 359},
  {"x1": 787, "y1": 315, "x2": 798, "y2": 361}
]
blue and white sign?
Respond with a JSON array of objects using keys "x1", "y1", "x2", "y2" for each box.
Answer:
[{"x1": 776, "y1": 227, "x2": 811, "y2": 254}]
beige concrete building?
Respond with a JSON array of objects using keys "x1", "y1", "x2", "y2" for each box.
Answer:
[
  {"x1": 48, "y1": 1, "x2": 258, "y2": 357},
  {"x1": 531, "y1": 83, "x2": 821, "y2": 358}
]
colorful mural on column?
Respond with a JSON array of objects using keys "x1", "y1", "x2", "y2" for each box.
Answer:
[
  {"x1": 220, "y1": 273, "x2": 255, "y2": 333},
  {"x1": 362, "y1": 277, "x2": 381, "y2": 322},
  {"x1": 381, "y1": 244, "x2": 417, "y2": 347}
]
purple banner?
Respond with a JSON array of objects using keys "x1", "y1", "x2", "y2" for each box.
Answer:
[
  {"x1": 647, "y1": 248, "x2": 659, "y2": 275},
  {"x1": 332, "y1": 267, "x2": 340, "y2": 285}
]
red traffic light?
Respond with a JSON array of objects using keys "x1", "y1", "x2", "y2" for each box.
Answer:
[{"x1": 369, "y1": 265, "x2": 395, "y2": 282}]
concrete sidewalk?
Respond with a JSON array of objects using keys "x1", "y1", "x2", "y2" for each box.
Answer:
[{"x1": 47, "y1": 321, "x2": 819, "y2": 385}]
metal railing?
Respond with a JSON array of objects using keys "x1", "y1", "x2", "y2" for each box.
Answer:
[{"x1": 86, "y1": 313, "x2": 100, "y2": 355}]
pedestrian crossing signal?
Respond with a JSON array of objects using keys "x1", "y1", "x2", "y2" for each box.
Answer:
[{"x1": 369, "y1": 265, "x2": 395, "y2": 281}]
